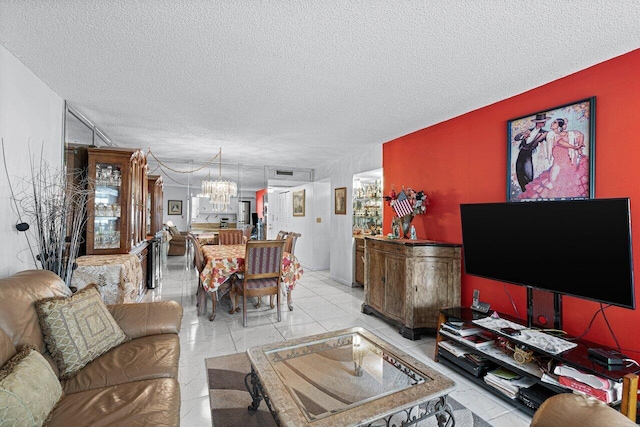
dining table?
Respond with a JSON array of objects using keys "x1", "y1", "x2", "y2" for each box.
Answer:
[{"x1": 199, "y1": 244, "x2": 303, "y2": 311}]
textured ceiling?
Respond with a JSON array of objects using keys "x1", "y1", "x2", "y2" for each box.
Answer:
[{"x1": 2, "y1": 1, "x2": 640, "y2": 191}]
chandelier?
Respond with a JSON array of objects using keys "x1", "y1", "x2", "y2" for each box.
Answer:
[{"x1": 198, "y1": 147, "x2": 237, "y2": 211}]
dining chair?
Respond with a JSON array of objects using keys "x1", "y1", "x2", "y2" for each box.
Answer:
[
  {"x1": 218, "y1": 229, "x2": 244, "y2": 245},
  {"x1": 276, "y1": 230, "x2": 288, "y2": 240},
  {"x1": 256, "y1": 231, "x2": 302, "y2": 311},
  {"x1": 284, "y1": 232, "x2": 301, "y2": 255},
  {"x1": 186, "y1": 233, "x2": 228, "y2": 321},
  {"x1": 230, "y1": 240, "x2": 286, "y2": 327},
  {"x1": 241, "y1": 224, "x2": 253, "y2": 243},
  {"x1": 185, "y1": 233, "x2": 207, "y2": 315}
]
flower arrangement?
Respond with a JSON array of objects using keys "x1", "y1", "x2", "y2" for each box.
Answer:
[{"x1": 385, "y1": 187, "x2": 429, "y2": 217}]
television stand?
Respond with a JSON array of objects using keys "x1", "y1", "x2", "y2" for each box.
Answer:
[{"x1": 435, "y1": 307, "x2": 639, "y2": 420}]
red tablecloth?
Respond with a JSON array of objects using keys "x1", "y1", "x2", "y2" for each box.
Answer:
[{"x1": 199, "y1": 244, "x2": 303, "y2": 293}]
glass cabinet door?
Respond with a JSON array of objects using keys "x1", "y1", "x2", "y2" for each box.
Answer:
[
  {"x1": 352, "y1": 178, "x2": 383, "y2": 236},
  {"x1": 86, "y1": 147, "x2": 148, "y2": 256},
  {"x1": 93, "y1": 162, "x2": 123, "y2": 250}
]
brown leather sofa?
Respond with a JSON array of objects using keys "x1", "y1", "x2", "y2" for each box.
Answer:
[
  {"x1": 168, "y1": 232, "x2": 187, "y2": 256},
  {"x1": 166, "y1": 222, "x2": 187, "y2": 256},
  {"x1": 0, "y1": 270, "x2": 183, "y2": 426},
  {"x1": 530, "y1": 392, "x2": 637, "y2": 426}
]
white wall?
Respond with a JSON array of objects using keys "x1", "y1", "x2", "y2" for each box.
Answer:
[
  {"x1": 312, "y1": 180, "x2": 331, "y2": 270},
  {"x1": 314, "y1": 147, "x2": 382, "y2": 286},
  {"x1": 266, "y1": 182, "x2": 329, "y2": 271},
  {"x1": 0, "y1": 45, "x2": 65, "y2": 277}
]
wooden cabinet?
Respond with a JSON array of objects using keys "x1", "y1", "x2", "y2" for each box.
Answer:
[
  {"x1": 363, "y1": 236, "x2": 461, "y2": 340},
  {"x1": 86, "y1": 147, "x2": 148, "y2": 255},
  {"x1": 147, "y1": 175, "x2": 163, "y2": 236},
  {"x1": 354, "y1": 236, "x2": 365, "y2": 286}
]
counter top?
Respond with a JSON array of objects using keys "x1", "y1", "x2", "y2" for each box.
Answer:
[
  {"x1": 363, "y1": 235, "x2": 461, "y2": 247},
  {"x1": 353, "y1": 233, "x2": 382, "y2": 240}
]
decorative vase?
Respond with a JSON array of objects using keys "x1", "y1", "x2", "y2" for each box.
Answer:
[{"x1": 401, "y1": 214, "x2": 414, "y2": 238}]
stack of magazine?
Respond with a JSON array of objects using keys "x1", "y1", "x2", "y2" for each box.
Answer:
[
  {"x1": 438, "y1": 340, "x2": 494, "y2": 377},
  {"x1": 439, "y1": 322, "x2": 495, "y2": 349},
  {"x1": 440, "y1": 321, "x2": 482, "y2": 337},
  {"x1": 483, "y1": 367, "x2": 536, "y2": 399}
]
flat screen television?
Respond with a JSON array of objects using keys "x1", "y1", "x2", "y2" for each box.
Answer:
[{"x1": 460, "y1": 198, "x2": 635, "y2": 309}]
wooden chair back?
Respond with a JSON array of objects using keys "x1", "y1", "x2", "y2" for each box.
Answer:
[
  {"x1": 186, "y1": 233, "x2": 205, "y2": 273},
  {"x1": 284, "y1": 232, "x2": 301, "y2": 255},
  {"x1": 234, "y1": 240, "x2": 286, "y2": 327},
  {"x1": 241, "y1": 224, "x2": 253, "y2": 242},
  {"x1": 276, "y1": 230, "x2": 288, "y2": 240},
  {"x1": 218, "y1": 229, "x2": 244, "y2": 245}
]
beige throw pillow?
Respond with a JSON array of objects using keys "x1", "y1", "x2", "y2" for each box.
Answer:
[
  {"x1": 0, "y1": 346, "x2": 62, "y2": 427},
  {"x1": 35, "y1": 285, "x2": 128, "y2": 379}
]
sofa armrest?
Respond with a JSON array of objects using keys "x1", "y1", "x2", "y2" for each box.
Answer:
[
  {"x1": 108, "y1": 301, "x2": 183, "y2": 339},
  {"x1": 530, "y1": 393, "x2": 637, "y2": 427}
]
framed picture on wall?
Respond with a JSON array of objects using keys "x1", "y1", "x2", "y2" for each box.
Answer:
[
  {"x1": 292, "y1": 190, "x2": 305, "y2": 217},
  {"x1": 507, "y1": 97, "x2": 595, "y2": 202},
  {"x1": 335, "y1": 187, "x2": 347, "y2": 215},
  {"x1": 168, "y1": 200, "x2": 182, "y2": 215}
]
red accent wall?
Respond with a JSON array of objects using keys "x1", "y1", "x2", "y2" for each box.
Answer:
[
  {"x1": 383, "y1": 48, "x2": 640, "y2": 355},
  {"x1": 256, "y1": 188, "x2": 267, "y2": 219}
]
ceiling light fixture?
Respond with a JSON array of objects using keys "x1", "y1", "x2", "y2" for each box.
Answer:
[{"x1": 198, "y1": 147, "x2": 237, "y2": 211}]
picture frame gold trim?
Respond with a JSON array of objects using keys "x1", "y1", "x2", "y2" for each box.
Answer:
[
  {"x1": 293, "y1": 190, "x2": 305, "y2": 217},
  {"x1": 168, "y1": 200, "x2": 182, "y2": 215},
  {"x1": 335, "y1": 187, "x2": 347, "y2": 215}
]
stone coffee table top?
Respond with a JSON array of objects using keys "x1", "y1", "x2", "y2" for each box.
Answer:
[{"x1": 246, "y1": 327, "x2": 456, "y2": 426}]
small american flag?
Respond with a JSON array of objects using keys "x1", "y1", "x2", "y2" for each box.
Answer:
[{"x1": 393, "y1": 190, "x2": 413, "y2": 217}]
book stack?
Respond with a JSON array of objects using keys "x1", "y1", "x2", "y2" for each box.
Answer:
[
  {"x1": 438, "y1": 339, "x2": 471, "y2": 357},
  {"x1": 440, "y1": 321, "x2": 482, "y2": 337},
  {"x1": 553, "y1": 364, "x2": 622, "y2": 403},
  {"x1": 439, "y1": 327, "x2": 495, "y2": 349},
  {"x1": 438, "y1": 340, "x2": 494, "y2": 377},
  {"x1": 483, "y1": 367, "x2": 536, "y2": 399}
]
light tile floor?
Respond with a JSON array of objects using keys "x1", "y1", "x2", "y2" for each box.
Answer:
[{"x1": 144, "y1": 254, "x2": 533, "y2": 427}]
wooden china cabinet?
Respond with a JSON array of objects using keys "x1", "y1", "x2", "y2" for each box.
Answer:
[
  {"x1": 86, "y1": 147, "x2": 148, "y2": 255},
  {"x1": 85, "y1": 145, "x2": 149, "y2": 293}
]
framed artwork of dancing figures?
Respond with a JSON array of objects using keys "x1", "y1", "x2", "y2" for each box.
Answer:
[{"x1": 507, "y1": 97, "x2": 595, "y2": 202}]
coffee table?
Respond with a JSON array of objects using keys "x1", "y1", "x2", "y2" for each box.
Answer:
[{"x1": 245, "y1": 327, "x2": 457, "y2": 426}]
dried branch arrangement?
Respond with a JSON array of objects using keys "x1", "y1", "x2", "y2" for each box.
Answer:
[{"x1": 2, "y1": 140, "x2": 89, "y2": 286}]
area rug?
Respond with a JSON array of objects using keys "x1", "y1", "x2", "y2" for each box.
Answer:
[{"x1": 206, "y1": 352, "x2": 493, "y2": 427}]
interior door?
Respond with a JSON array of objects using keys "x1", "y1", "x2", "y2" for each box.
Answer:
[{"x1": 239, "y1": 200, "x2": 250, "y2": 225}]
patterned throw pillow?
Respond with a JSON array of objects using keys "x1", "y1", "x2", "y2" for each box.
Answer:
[
  {"x1": 168, "y1": 225, "x2": 180, "y2": 236},
  {"x1": 35, "y1": 285, "x2": 128, "y2": 379},
  {"x1": 0, "y1": 346, "x2": 62, "y2": 427}
]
